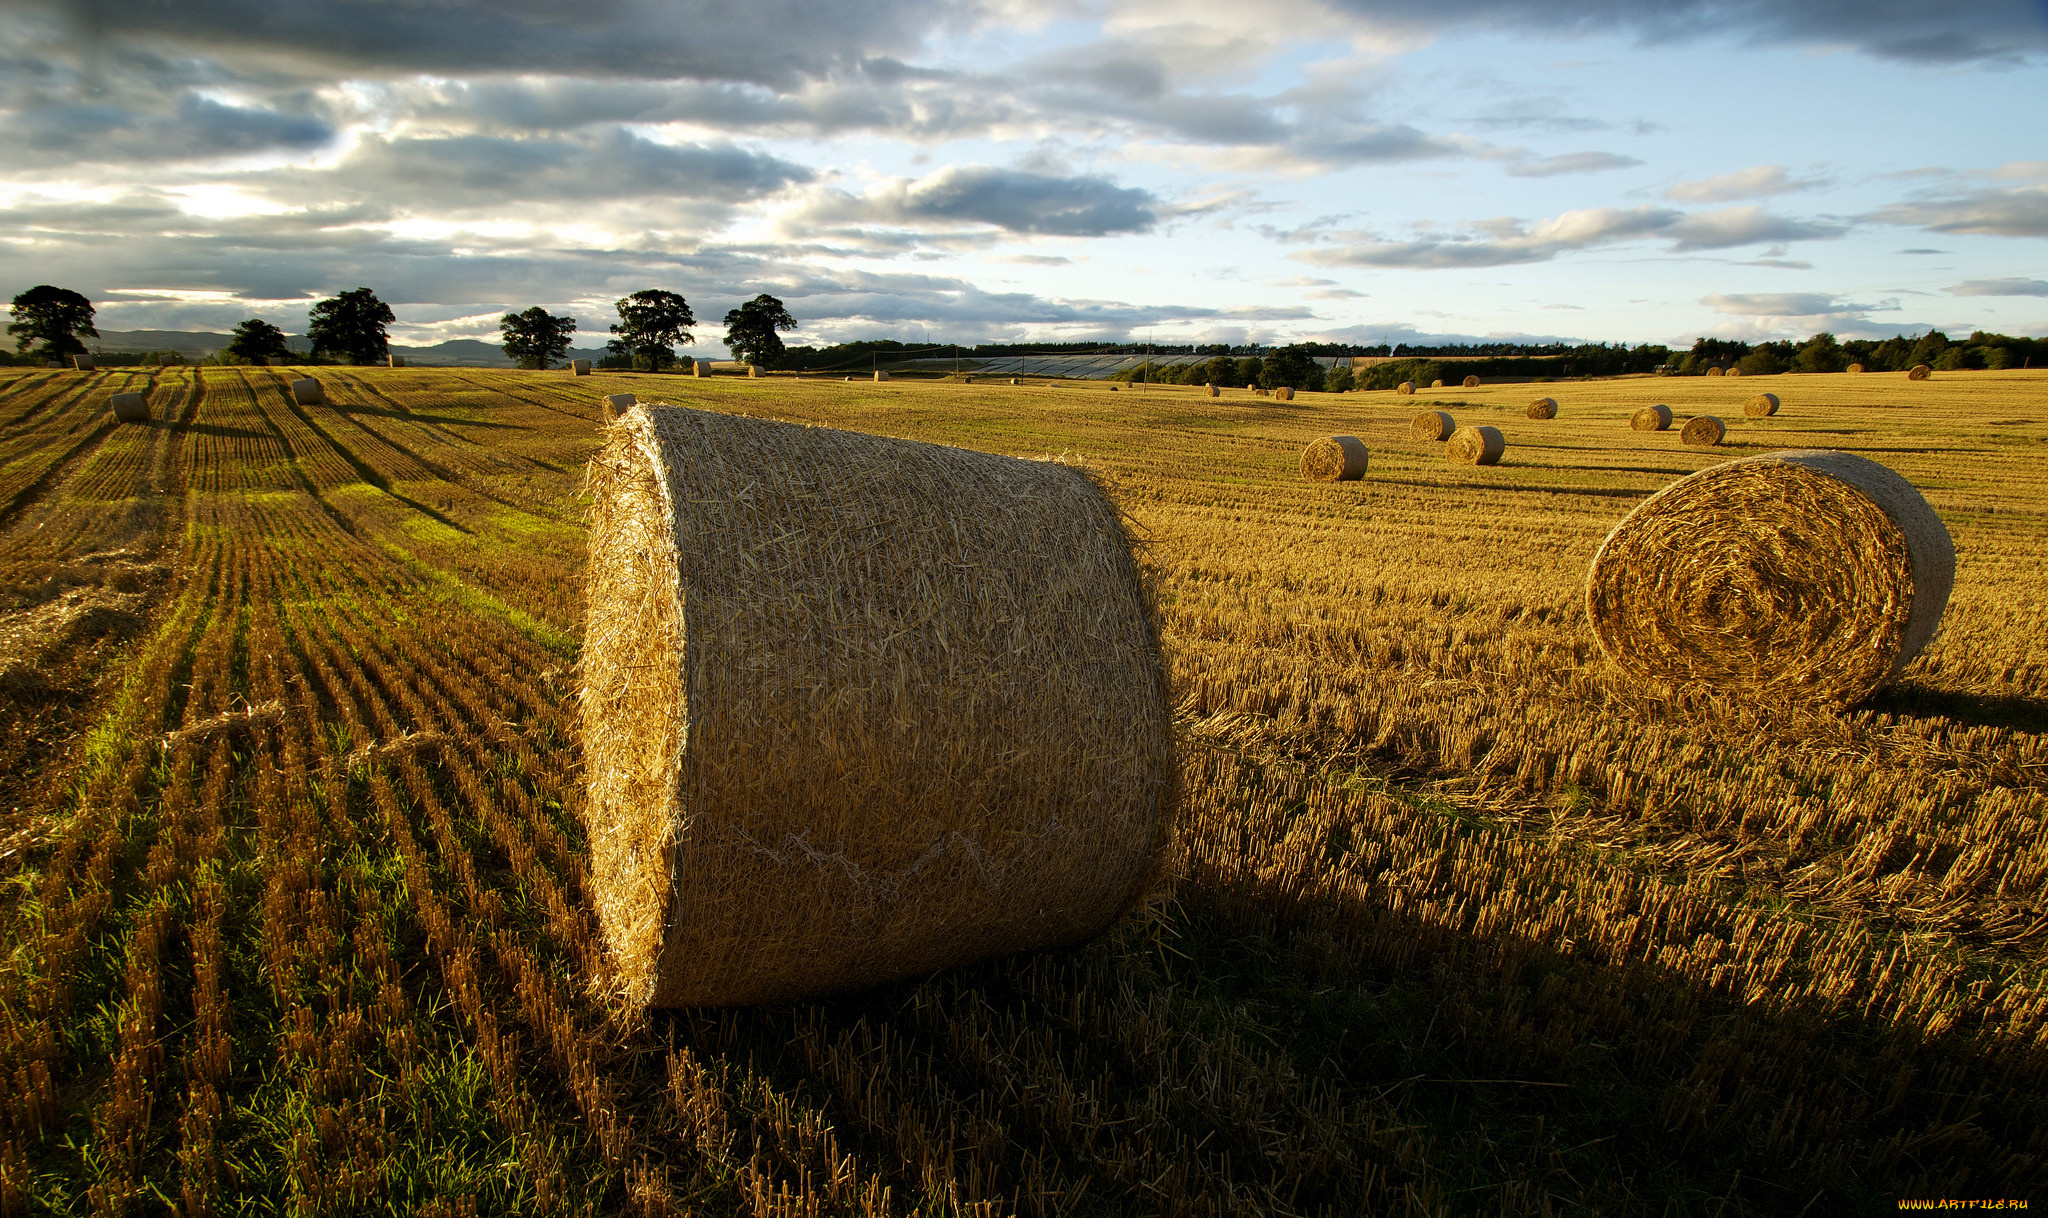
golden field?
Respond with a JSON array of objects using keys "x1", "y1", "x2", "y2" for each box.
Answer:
[{"x1": 0, "y1": 363, "x2": 2043, "y2": 1214}]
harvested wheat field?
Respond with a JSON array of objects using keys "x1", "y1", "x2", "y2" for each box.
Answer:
[{"x1": 1, "y1": 364, "x2": 2046, "y2": 1214}]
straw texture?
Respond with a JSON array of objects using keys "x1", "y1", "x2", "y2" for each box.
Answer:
[
  {"x1": 109, "y1": 392, "x2": 148, "y2": 423},
  {"x1": 1527, "y1": 397, "x2": 1558, "y2": 420},
  {"x1": 1681, "y1": 416, "x2": 1726, "y2": 447},
  {"x1": 1300, "y1": 435, "x2": 1369, "y2": 482},
  {"x1": 1631, "y1": 404, "x2": 1673, "y2": 432},
  {"x1": 1745, "y1": 393, "x2": 1781, "y2": 418},
  {"x1": 1909, "y1": 364, "x2": 1932, "y2": 381},
  {"x1": 1707, "y1": 368, "x2": 1726, "y2": 378},
  {"x1": 1430, "y1": 379, "x2": 1444, "y2": 389},
  {"x1": 1463, "y1": 375, "x2": 1480, "y2": 388},
  {"x1": 1447, "y1": 425, "x2": 1505, "y2": 466},
  {"x1": 291, "y1": 378, "x2": 325, "y2": 406},
  {"x1": 1411, "y1": 410, "x2": 1456, "y2": 442},
  {"x1": 1585, "y1": 449, "x2": 1955, "y2": 706},
  {"x1": 581, "y1": 405, "x2": 1175, "y2": 1009},
  {"x1": 1275, "y1": 386, "x2": 1295, "y2": 402},
  {"x1": 1396, "y1": 381, "x2": 1416, "y2": 396},
  {"x1": 1727, "y1": 368, "x2": 1744, "y2": 378}
]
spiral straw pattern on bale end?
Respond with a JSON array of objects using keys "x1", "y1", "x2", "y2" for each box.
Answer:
[
  {"x1": 1847, "y1": 363, "x2": 1865, "y2": 374},
  {"x1": 1431, "y1": 379, "x2": 1444, "y2": 389},
  {"x1": 1412, "y1": 410, "x2": 1456, "y2": 441},
  {"x1": 1707, "y1": 367, "x2": 1726, "y2": 378},
  {"x1": 1396, "y1": 381, "x2": 1416, "y2": 396},
  {"x1": 1745, "y1": 392, "x2": 1781, "y2": 417},
  {"x1": 1631, "y1": 404, "x2": 1673, "y2": 432},
  {"x1": 1585, "y1": 450, "x2": 1954, "y2": 706},
  {"x1": 1727, "y1": 367, "x2": 1744, "y2": 378},
  {"x1": 1447, "y1": 425, "x2": 1505, "y2": 466},
  {"x1": 1300, "y1": 435, "x2": 1369, "y2": 482},
  {"x1": 109, "y1": 392, "x2": 149, "y2": 423},
  {"x1": 581, "y1": 405, "x2": 1174, "y2": 1008},
  {"x1": 291, "y1": 378, "x2": 325, "y2": 406},
  {"x1": 1275, "y1": 386, "x2": 1295, "y2": 401},
  {"x1": 1680, "y1": 415, "x2": 1726, "y2": 447},
  {"x1": 1463, "y1": 375, "x2": 1480, "y2": 388},
  {"x1": 1909, "y1": 364, "x2": 1932, "y2": 381},
  {"x1": 1527, "y1": 396, "x2": 1558, "y2": 420}
]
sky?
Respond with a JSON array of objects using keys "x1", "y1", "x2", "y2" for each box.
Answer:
[{"x1": 2, "y1": 0, "x2": 2046, "y2": 355}]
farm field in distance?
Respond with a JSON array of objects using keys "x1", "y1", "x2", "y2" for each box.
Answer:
[{"x1": 1, "y1": 363, "x2": 2045, "y2": 1214}]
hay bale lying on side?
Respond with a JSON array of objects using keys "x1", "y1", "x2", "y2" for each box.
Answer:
[
  {"x1": 1847, "y1": 363, "x2": 1865, "y2": 374},
  {"x1": 1681, "y1": 415, "x2": 1725, "y2": 447},
  {"x1": 1205, "y1": 383, "x2": 1219, "y2": 397},
  {"x1": 1727, "y1": 367, "x2": 1744, "y2": 378},
  {"x1": 73, "y1": 354, "x2": 96, "y2": 371},
  {"x1": 1585, "y1": 449, "x2": 1954, "y2": 705},
  {"x1": 874, "y1": 370, "x2": 890, "y2": 382},
  {"x1": 1011, "y1": 378, "x2": 1020, "y2": 385},
  {"x1": 572, "y1": 359, "x2": 592, "y2": 376},
  {"x1": 1275, "y1": 386, "x2": 1295, "y2": 401},
  {"x1": 389, "y1": 355, "x2": 407, "y2": 368},
  {"x1": 1244, "y1": 383, "x2": 1258, "y2": 392},
  {"x1": 581, "y1": 405, "x2": 1173, "y2": 1008},
  {"x1": 1412, "y1": 410, "x2": 1456, "y2": 441},
  {"x1": 1909, "y1": 364, "x2": 1932, "y2": 381},
  {"x1": 109, "y1": 392, "x2": 149, "y2": 423},
  {"x1": 291, "y1": 378, "x2": 325, "y2": 406},
  {"x1": 603, "y1": 393, "x2": 637, "y2": 422},
  {"x1": 747, "y1": 366, "x2": 760, "y2": 378},
  {"x1": 1745, "y1": 392, "x2": 1781, "y2": 417},
  {"x1": 1300, "y1": 435, "x2": 1369, "y2": 482},
  {"x1": 1463, "y1": 375, "x2": 1480, "y2": 388},
  {"x1": 1447, "y1": 425, "x2": 1505, "y2": 466},
  {"x1": 1706, "y1": 367, "x2": 1726, "y2": 378},
  {"x1": 1430, "y1": 379, "x2": 1444, "y2": 389},
  {"x1": 1631, "y1": 404, "x2": 1673, "y2": 431},
  {"x1": 1527, "y1": 396, "x2": 1558, "y2": 419},
  {"x1": 1396, "y1": 381, "x2": 1416, "y2": 396}
]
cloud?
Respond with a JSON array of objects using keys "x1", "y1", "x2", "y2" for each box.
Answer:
[
  {"x1": 1701, "y1": 292, "x2": 1888, "y2": 318},
  {"x1": 1503, "y1": 150, "x2": 1642, "y2": 178},
  {"x1": 1947, "y1": 278, "x2": 2048, "y2": 296},
  {"x1": 793, "y1": 166, "x2": 1159, "y2": 240},
  {"x1": 1873, "y1": 184, "x2": 2048, "y2": 237},
  {"x1": 1296, "y1": 203, "x2": 1844, "y2": 268},
  {"x1": 1664, "y1": 206, "x2": 1847, "y2": 249},
  {"x1": 1665, "y1": 164, "x2": 1830, "y2": 203}
]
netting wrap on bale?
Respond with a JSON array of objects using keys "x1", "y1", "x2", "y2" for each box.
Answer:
[
  {"x1": 1300, "y1": 435, "x2": 1369, "y2": 482},
  {"x1": 1745, "y1": 393, "x2": 1781, "y2": 417},
  {"x1": 1681, "y1": 416, "x2": 1726, "y2": 447},
  {"x1": 1631, "y1": 404, "x2": 1673, "y2": 432},
  {"x1": 73, "y1": 354, "x2": 95, "y2": 371},
  {"x1": 1447, "y1": 425, "x2": 1505, "y2": 466},
  {"x1": 1585, "y1": 449, "x2": 1955, "y2": 705},
  {"x1": 581, "y1": 405, "x2": 1175, "y2": 1008},
  {"x1": 1528, "y1": 397, "x2": 1558, "y2": 420},
  {"x1": 1412, "y1": 411, "x2": 1456, "y2": 442},
  {"x1": 571, "y1": 359, "x2": 592, "y2": 376},
  {"x1": 291, "y1": 378, "x2": 325, "y2": 406},
  {"x1": 109, "y1": 392, "x2": 148, "y2": 423}
]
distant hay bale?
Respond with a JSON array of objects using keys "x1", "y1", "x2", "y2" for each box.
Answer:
[
  {"x1": 1396, "y1": 381, "x2": 1416, "y2": 396},
  {"x1": 1462, "y1": 375, "x2": 1480, "y2": 388},
  {"x1": 1680, "y1": 415, "x2": 1725, "y2": 447},
  {"x1": 1744, "y1": 392, "x2": 1781, "y2": 417},
  {"x1": 1630, "y1": 404, "x2": 1673, "y2": 432},
  {"x1": 1430, "y1": 379, "x2": 1444, "y2": 389},
  {"x1": 1300, "y1": 435, "x2": 1369, "y2": 482},
  {"x1": 73, "y1": 354, "x2": 96, "y2": 371},
  {"x1": 1206, "y1": 383, "x2": 1219, "y2": 397},
  {"x1": 571, "y1": 359, "x2": 592, "y2": 376},
  {"x1": 874, "y1": 370, "x2": 890, "y2": 382},
  {"x1": 581, "y1": 405, "x2": 1173, "y2": 1007},
  {"x1": 109, "y1": 392, "x2": 149, "y2": 423},
  {"x1": 1847, "y1": 363, "x2": 1865, "y2": 374},
  {"x1": 603, "y1": 393, "x2": 637, "y2": 422},
  {"x1": 1447, "y1": 425, "x2": 1505, "y2": 466},
  {"x1": 1527, "y1": 396, "x2": 1558, "y2": 420},
  {"x1": 1010, "y1": 378, "x2": 1019, "y2": 385},
  {"x1": 1585, "y1": 449, "x2": 1955, "y2": 706},
  {"x1": 1727, "y1": 367, "x2": 1744, "y2": 378},
  {"x1": 1909, "y1": 364, "x2": 1932, "y2": 381},
  {"x1": 389, "y1": 355, "x2": 407, "y2": 368},
  {"x1": 1275, "y1": 386, "x2": 1295, "y2": 401},
  {"x1": 1244, "y1": 383, "x2": 1258, "y2": 392},
  {"x1": 1706, "y1": 367, "x2": 1725, "y2": 378},
  {"x1": 1411, "y1": 410, "x2": 1456, "y2": 441},
  {"x1": 747, "y1": 366, "x2": 760, "y2": 378},
  {"x1": 291, "y1": 378, "x2": 325, "y2": 406}
]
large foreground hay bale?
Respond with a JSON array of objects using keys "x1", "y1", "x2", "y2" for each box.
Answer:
[
  {"x1": 1275, "y1": 386, "x2": 1295, "y2": 401},
  {"x1": 291, "y1": 378, "x2": 325, "y2": 406},
  {"x1": 1909, "y1": 364, "x2": 1932, "y2": 380},
  {"x1": 109, "y1": 392, "x2": 149, "y2": 423},
  {"x1": 1706, "y1": 367, "x2": 1725, "y2": 378},
  {"x1": 571, "y1": 359, "x2": 592, "y2": 376},
  {"x1": 1300, "y1": 435, "x2": 1369, "y2": 482},
  {"x1": 1847, "y1": 363, "x2": 1864, "y2": 374},
  {"x1": 1396, "y1": 381, "x2": 1416, "y2": 396},
  {"x1": 1585, "y1": 450, "x2": 1954, "y2": 705},
  {"x1": 603, "y1": 393, "x2": 637, "y2": 421},
  {"x1": 1631, "y1": 404, "x2": 1673, "y2": 432},
  {"x1": 1681, "y1": 415, "x2": 1725, "y2": 447},
  {"x1": 1447, "y1": 425, "x2": 1505, "y2": 466},
  {"x1": 581, "y1": 405, "x2": 1174, "y2": 1008},
  {"x1": 1411, "y1": 410, "x2": 1456, "y2": 441},
  {"x1": 1745, "y1": 392, "x2": 1781, "y2": 417},
  {"x1": 1462, "y1": 375, "x2": 1480, "y2": 388},
  {"x1": 1527, "y1": 396, "x2": 1558, "y2": 420},
  {"x1": 73, "y1": 354, "x2": 96, "y2": 371}
]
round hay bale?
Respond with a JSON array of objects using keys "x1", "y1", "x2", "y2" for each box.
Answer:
[
  {"x1": 1527, "y1": 396, "x2": 1558, "y2": 420},
  {"x1": 1680, "y1": 415, "x2": 1725, "y2": 447},
  {"x1": 874, "y1": 370, "x2": 890, "y2": 382},
  {"x1": 1462, "y1": 375, "x2": 1480, "y2": 388},
  {"x1": 747, "y1": 365, "x2": 760, "y2": 378},
  {"x1": 1846, "y1": 363, "x2": 1864, "y2": 374},
  {"x1": 603, "y1": 392, "x2": 637, "y2": 422},
  {"x1": 1446, "y1": 425, "x2": 1505, "y2": 466},
  {"x1": 572, "y1": 359, "x2": 592, "y2": 376},
  {"x1": 109, "y1": 392, "x2": 149, "y2": 423},
  {"x1": 1205, "y1": 383, "x2": 1219, "y2": 397},
  {"x1": 1396, "y1": 381, "x2": 1416, "y2": 396},
  {"x1": 1909, "y1": 364, "x2": 1932, "y2": 381},
  {"x1": 1706, "y1": 367, "x2": 1725, "y2": 378},
  {"x1": 1244, "y1": 383, "x2": 1258, "y2": 392},
  {"x1": 1726, "y1": 367, "x2": 1743, "y2": 378},
  {"x1": 72, "y1": 354, "x2": 96, "y2": 371},
  {"x1": 1631, "y1": 404, "x2": 1673, "y2": 432},
  {"x1": 291, "y1": 378, "x2": 325, "y2": 406},
  {"x1": 1300, "y1": 435, "x2": 1369, "y2": 482},
  {"x1": 1275, "y1": 386, "x2": 1295, "y2": 402},
  {"x1": 1430, "y1": 379, "x2": 1444, "y2": 389},
  {"x1": 1585, "y1": 450, "x2": 1954, "y2": 705},
  {"x1": 1010, "y1": 378, "x2": 1020, "y2": 385},
  {"x1": 581, "y1": 405, "x2": 1173, "y2": 1007},
  {"x1": 1411, "y1": 410, "x2": 1456, "y2": 441},
  {"x1": 1744, "y1": 392, "x2": 1781, "y2": 417},
  {"x1": 388, "y1": 354, "x2": 407, "y2": 368}
]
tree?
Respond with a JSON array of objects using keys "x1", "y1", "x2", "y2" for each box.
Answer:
[
  {"x1": 608, "y1": 289, "x2": 695, "y2": 372},
  {"x1": 1325, "y1": 365, "x2": 1355, "y2": 392},
  {"x1": 8, "y1": 285, "x2": 98, "y2": 361},
  {"x1": 500, "y1": 307, "x2": 578, "y2": 370},
  {"x1": 1793, "y1": 331, "x2": 1844, "y2": 374},
  {"x1": 1737, "y1": 346, "x2": 1786, "y2": 376},
  {"x1": 226, "y1": 318, "x2": 293, "y2": 365},
  {"x1": 1259, "y1": 346, "x2": 1324, "y2": 392},
  {"x1": 722, "y1": 294, "x2": 797, "y2": 369},
  {"x1": 308, "y1": 287, "x2": 395, "y2": 365}
]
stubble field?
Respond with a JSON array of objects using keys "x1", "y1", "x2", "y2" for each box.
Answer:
[{"x1": 0, "y1": 363, "x2": 2044, "y2": 1215}]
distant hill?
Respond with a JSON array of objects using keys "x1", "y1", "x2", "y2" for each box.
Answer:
[{"x1": 84, "y1": 329, "x2": 612, "y2": 368}]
